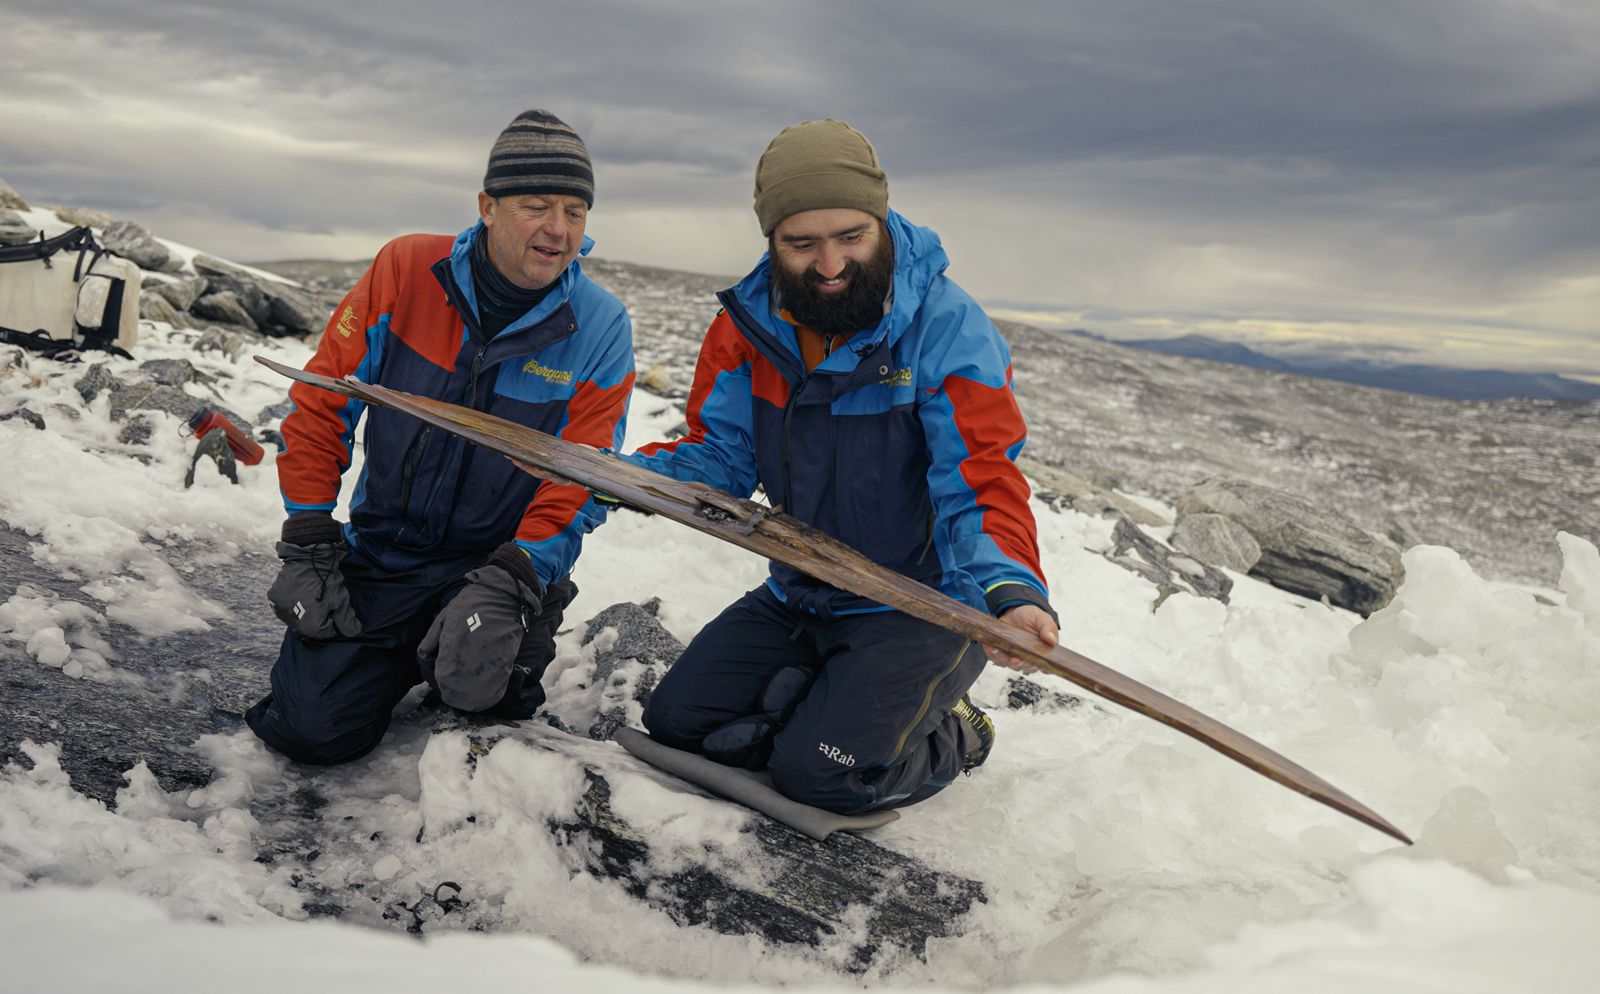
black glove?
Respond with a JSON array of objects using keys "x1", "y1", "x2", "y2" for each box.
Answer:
[
  {"x1": 418, "y1": 542, "x2": 545, "y2": 712},
  {"x1": 267, "y1": 512, "x2": 363, "y2": 640}
]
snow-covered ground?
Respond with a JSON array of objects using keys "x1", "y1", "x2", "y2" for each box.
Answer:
[{"x1": 3, "y1": 322, "x2": 1599, "y2": 992}]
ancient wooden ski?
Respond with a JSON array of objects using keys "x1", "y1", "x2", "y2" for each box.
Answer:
[{"x1": 256, "y1": 355, "x2": 1412, "y2": 845}]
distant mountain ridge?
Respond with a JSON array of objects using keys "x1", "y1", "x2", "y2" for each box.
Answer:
[{"x1": 1069, "y1": 331, "x2": 1600, "y2": 402}]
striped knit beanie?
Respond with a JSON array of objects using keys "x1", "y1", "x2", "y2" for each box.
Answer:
[
  {"x1": 753, "y1": 120, "x2": 887, "y2": 235},
  {"x1": 483, "y1": 110, "x2": 594, "y2": 207}
]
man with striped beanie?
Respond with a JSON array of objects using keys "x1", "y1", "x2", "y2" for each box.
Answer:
[{"x1": 247, "y1": 110, "x2": 636, "y2": 765}]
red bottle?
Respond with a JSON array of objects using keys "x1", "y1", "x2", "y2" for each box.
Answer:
[{"x1": 184, "y1": 408, "x2": 264, "y2": 465}]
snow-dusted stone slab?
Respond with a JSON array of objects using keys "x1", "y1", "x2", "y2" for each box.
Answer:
[
  {"x1": 419, "y1": 721, "x2": 985, "y2": 971},
  {"x1": 614, "y1": 726, "x2": 899, "y2": 841}
]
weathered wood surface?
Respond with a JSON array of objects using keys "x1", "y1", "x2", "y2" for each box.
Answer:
[{"x1": 256, "y1": 355, "x2": 1412, "y2": 845}]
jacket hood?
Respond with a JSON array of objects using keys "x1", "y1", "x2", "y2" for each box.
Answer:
[
  {"x1": 447, "y1": 222, "x2": 595, "y2": 335},
  {"x1": 727, "y1": 209, "x2": 948, "y2": 361}
]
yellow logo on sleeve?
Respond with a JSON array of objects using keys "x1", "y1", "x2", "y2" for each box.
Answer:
[{"x1": 336, "y1": 305, "x2": 359, "y2": 338}]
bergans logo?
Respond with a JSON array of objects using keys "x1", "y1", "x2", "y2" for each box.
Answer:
[
  {"x1": 522, "y1": 359, "x2": 573, "y2": 385},
  {"x1": 336, "y1": 305, "x2": 359, "y2": 338},
  {"x1": 879, "y1": 366, "x2": 912, "y2": 387},
  {"x1": 818, "y1": 742, "x2": 856, "y2": 767}
]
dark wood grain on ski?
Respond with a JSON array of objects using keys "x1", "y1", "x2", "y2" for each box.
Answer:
[{"x1": 257, "y1": 355, "x2": 1412, "y2": 845}]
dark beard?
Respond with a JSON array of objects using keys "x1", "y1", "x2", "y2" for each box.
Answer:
[{"x1": 770, "y1": 229, "x2": 894, "y2": 336}]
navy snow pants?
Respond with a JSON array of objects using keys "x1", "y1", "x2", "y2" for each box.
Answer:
[
  {"x1": 246, "y1": 546, "x2": 575, "y2": 765},
  {"x1": 642, "y1": 586, "x2": 987, "y2": 813}
]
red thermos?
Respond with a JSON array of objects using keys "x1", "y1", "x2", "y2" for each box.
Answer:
[{"x1": 185, "y1": 408, "x2": 265, "y2": 465}]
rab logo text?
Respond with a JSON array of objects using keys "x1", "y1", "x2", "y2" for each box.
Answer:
[
  {"x1": 522, "y1": 359, "x2": 574, "y2": 385},
  {"x1": 878, "y1": 366, "x2": 912, "y2": 387},
  {"x1": 818, "y1": 742, "x2": 856, "y2": 767}
]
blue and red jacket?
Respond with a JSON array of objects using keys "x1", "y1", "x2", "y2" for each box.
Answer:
[
  {"x1": 627, "y1": 210, "x2": 1050, "y2": 618},
  {"x1": 277, "y1": 223, "x2": 635, "y2": 584}
]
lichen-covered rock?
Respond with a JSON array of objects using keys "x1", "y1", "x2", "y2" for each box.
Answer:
[
  {"x1": 0, "y1": 208, "x2": 37, "y2": 246},
  {"x1": 193, "y1": 254, "x2": 330, "y2": 337},
  {"x1": 1177, "y1": 476, "x2": 1403, "y2": 615},
  {"x1": 191, "y1": 290, "x2": 260, "y2": 330},
  {"x1": 194, "y1": 326, "x2": 248, "y2": 360},
  {"x1": 0, "y1": 177, "x2": 28, "y2": 210},
  {"x1": 579, "y1": 599, "x2": 680, "y2": 742},
  {"x1": 48, "y1": 204, "x2": 113, "y2": 229},
  {"x1": 1018, "y1": 457, "x2": 1169, "y2": 527},
  {"x1": 118, "y1": 414, "x2": 154, "y2": 446},
  {"x1": 0, "y1": 408, "x2": 46, "y2": 430},
  {"x1": 103, "y1": 220, "x2": 179, "y2": 273},
  {"x1": 75, "y1": 363, "x2": 123, "y2": 404},
  {"x1": 1171, "y1": 512, "x2": 1262, "y2": 573},
  {"x1": 138, "y1": 358, "x2": 210, "y2": 388},
  {"x1": 151, "y1": 276, "x2": 209, "y2": 312},
  {"x1": 139, "y1": 290, "x2": 187, "y2": 328}
]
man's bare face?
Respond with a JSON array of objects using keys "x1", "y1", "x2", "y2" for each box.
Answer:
[
  {"x1": 478, "y1": 192, "x2": 587, "y2": 290},
  {"x1": 770, "y1": 208, "x2": 894, "y2": 336}
]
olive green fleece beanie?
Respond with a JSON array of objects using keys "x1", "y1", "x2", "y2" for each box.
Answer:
[{"x1": 752, "y1": 120, "x2": 888, "y2": 235}]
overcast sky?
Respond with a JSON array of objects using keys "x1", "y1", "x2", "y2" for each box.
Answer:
[{"x1": 4, "y1": 0, "x2": 1597, "y2": 376}]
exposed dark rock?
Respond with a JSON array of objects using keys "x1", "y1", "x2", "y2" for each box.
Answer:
[
  {"x1": 139, "y1": 358, "x2": 210, "y2": 388},
  {"x1": 138, "y1": 290, "x2": 187, "y2": 328},
  {"x1": 0, "y1": 177, "x2": 27, "y2": 210},
  {"x1": 1002, "y1": 675, "x2": 1087, "y2": 714},
  {"x1": 186, "y1": 430, "x2": 238, "y2": 486},
  {"x1": 195, "y1": 326, "x2": 250, "y2": 360},
  {"x1": 1102, "y1": 516, "x2": 1232, "y2": 608},
  {"x1": 263, "y1": 281, "x2": 332, "y2": 337},
  {"x1": 1019, "y1": 457, "x2": 1169, "y2": 527},
  {"x1": 431, "y1": 724, "x2": 986, "y2": 971},
  {"x1": 0, "y1": 208, "x2": 36, "y2": 246},
  {"x1": 580, "y1": 599, "x2": 679, "y2": 741},
  {"x1": 103, "y1": 220, "x2": 179, "y2": 273},
  {"x1": 151, "y1": 276, "x2": 209, "y2": 312},
  {"x1": 194, "y1": 254, "x2": 333, "y2": 337},
  {"x1": 0, "y1": 408, "x2": 46, "y2": 430},
  {"x1": 75, "y1": 363, "x2": 122, "y2": 404},
  {"x1": 46, "y1": 205, "x2": 113, "y2": 229},
  {"x1": 1171, "y1": 512, "x2": 1262, "y2": 573},
  {"x1": 117, "y1": 414, "x2": 154, "y2": 446},
  {"x1": 254, "y1": 399, "x2": 294, "y2": 424},
  {"x1": 1177, "y1": 476, "x2": 1403, "y2": 615},
  {"x1": 191, "y1": 290, "x2": 261, "y2": 330}
]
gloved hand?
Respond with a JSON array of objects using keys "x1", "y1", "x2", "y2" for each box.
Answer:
[
  {"x1": 418, "y1": 541, "x2": 545, "y2": 712},
  {"x1": 267, "y1": 512, "x2": 363, "y2": 640}
]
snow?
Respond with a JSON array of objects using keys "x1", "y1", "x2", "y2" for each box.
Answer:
[{"x1": 3, "y1": 320, "x2": 1599, "y2": 992}]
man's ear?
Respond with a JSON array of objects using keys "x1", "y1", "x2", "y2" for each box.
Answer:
[{"x1": 477, "y1": 191, "x2": 496, "y2": 227}]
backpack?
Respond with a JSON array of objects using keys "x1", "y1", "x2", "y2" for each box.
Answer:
[{"x1": 0, "y1": 225, "x2": 140, "y2": 359}]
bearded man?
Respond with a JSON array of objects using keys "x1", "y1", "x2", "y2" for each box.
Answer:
[{"x1": 623, "y1": 120, "x2": 1057, "y2": 813}]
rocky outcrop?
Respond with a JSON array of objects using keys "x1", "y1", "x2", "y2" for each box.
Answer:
[
  {"x1": 1019, "y1": 457, "x2": 1169, "y2": 527},
  {"x1": 102, "y1": 220, "x2": 181, "y2": 274},
  {"x1": 0, "y1": 209, "x2": 36, "y2": 245},
  {"x1": 47, "y1": 204, "x2": 112, "y2": 229},
  {"x1": 138, "y1": 291, "x2": 187, "y2": 328},
  {"x1": 1176, "y1": 476, "x2": 1404, "y2": 615},
  {"x1": 149, "y1": 276, "x2": 208, "y2": 312},
  {"x1": 193, "y1": 254, "x2": 330, "y2": 336},
  {"x1": 0, "y1": 177, "x2": 28, "y2": 210},
  {"x1": 1171, "y1": 512, "x2": 1262, "y2": 573},
  {"x1": 191, "y1": 289, "x2": 261, "y2": 329}
]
